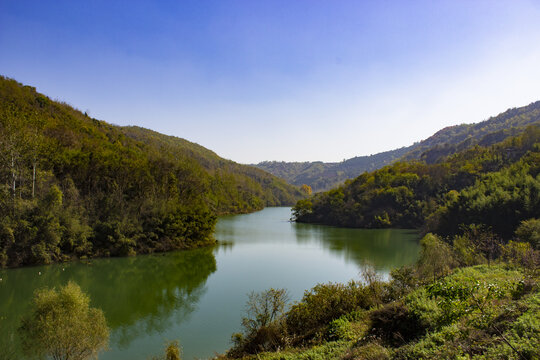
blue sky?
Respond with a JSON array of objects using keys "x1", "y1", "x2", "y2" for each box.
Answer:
[{"x1": 2, "y1": 0, "x2": 540, "y2": 163}]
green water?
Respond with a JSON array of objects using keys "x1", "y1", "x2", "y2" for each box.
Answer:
[{"x1": 0, "y1": 207, "x2": 420, "y2": 359}]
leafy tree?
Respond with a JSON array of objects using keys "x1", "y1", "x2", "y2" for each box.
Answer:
[
  {"x1": 164, "y1": 342, "x2": 181, "y2": 360},
  {"x1": 417, "y1": 234, "x2": 456, "y2": 280},
  {"x1": 286, "y1": 281, "x2": 375, "y2": 343},
  {"x1": 452, "y1": 234, "x2": 485, "y2": 266},
  {"x1": 501, "y1": 240, "x2": 539, "y2": 269},
  {"x1": 18, "y1": 281, "x2": 109, "y2": 360},
  {"x1": 230, "y1": 288, "x2": 290, "y2": 356},
  {"x1": 242, "y1": 288, "x2": 289, "y2": 334},
  {"x1": 300, "y1": 184, "x2": 312, "y2": 195},
  {"x1": 151, "y1": 341, "x2": 181, "y2": 360},
  {"x1": 515, "y1": 218, "x2": 540, "y2": 249}
]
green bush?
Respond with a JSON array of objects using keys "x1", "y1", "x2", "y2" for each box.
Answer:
[
  {"x1": 417, "y1": 233, "x2": 456, "y2": 281},
  {"x1": 343, "y1": 343, "x2": 390, "y2": 360},
  {"x1": 392, "y1": 323, "x2": 463, "y2": 360},
  {"x1": 470, "y1": 292, "x2": 540, "y2": 359},
  {"x1": 228, "y1": 288, "x2": 290, "y2": 357},
  {"x1": 426, "y1": 276, "x2": 508, "y2": 325},
  {"x1": 452, "y1": 234, "x2": 485, "y2": 266},
  {"x1": 369, "y1": 302, "x2": 426, "y2": 346},
  {"x1": 385, "y1": 265, "x2": 418, "y2": 301},
  {"x1": 327, "y1": 317, "x2": 354, "y2": 341},
  {"x1": 501, "y1": 240, "x2": 539, "y2": 269},
  {"x1": 405, "y1": 288, "x2": 442, "y2": 331},
  {"x1": 515, "y1": 218, "x2": 540, "y2": 249},
  {"x1": 286, "y1": 281, "x2": 373, "y2": 343},
  {"x1": 18, "y1": 282, "x2": 109, "y2": 360}
]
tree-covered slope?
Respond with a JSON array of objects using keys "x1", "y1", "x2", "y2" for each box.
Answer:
[
  {"x1": 293, "y1": 126, "x2": 540, "y2": 241},
  {"x1": 257, "y1": 101, "x2": 540, "y2": 192},
  {"x1": 120, "y1": 126, "x2": 304, "y2": 213},
  {"x1": 403, "y1": 100, "x2": 540, "y2": 163},
  {"x1": 0, "y1": 76, "x2": 302, "y2": 267}
]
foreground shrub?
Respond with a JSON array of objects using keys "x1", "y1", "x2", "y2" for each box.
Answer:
[
  {"x1": 515, "y1": 218, "x2": 540, "y2": 249},
  {"x1": 342, "y1": 343, "x2": 390, "y2": 360},
  {"x1": 392, "y1": 323, "x2": 464, "y2": 360},
  {"x1": 229, "y1": 288, "x2": 289, "y2": 356},
  {"x1": 151, "y1": 341, "x2": 182, "y2": 360},
  {"x1": 369, "y1": 302, "x2": 426, "y2": 346},
  {"x1": 327, "y1": 317, "x2": 355, "y2": 341},
  {"x1": 405, "y1": 288, "x2": 443, "y2": 330},
  {"x1": 483, "y1": 292, "x2": 540, "y2": 359},
  {"x1": 286, "y1": 281, "x2": 374, "y2": 343},
  {"x1": 385, "y1": 265, "x2": 419, "y2": 301},
  {"x1": 395, "y1": 291, "x2": 539, "y2": 360},
  {"x1": 426, "y1": 275, "x2": 508, "y2": 325},
  {"x1": 501, "y1": 240, "x2": 539, "y2": 270},
  {"x1": 18, "y1": 281, "x2": 109, "y2": 360},
  {"x1": 417, "y1": 233, "x2": 456, "y2": 281}
]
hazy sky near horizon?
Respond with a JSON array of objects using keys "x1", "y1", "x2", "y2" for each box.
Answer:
[{"x1": 2, "y1": 1, "x2": 540, "y2": 163}]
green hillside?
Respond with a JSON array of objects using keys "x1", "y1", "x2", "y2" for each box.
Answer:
[
  {"x1": 119, "y1": 126, "x2": 304, "y2": 214},
  {"x1": 257, "y1": 101, "x2": 540, "y2": 192},
  {"x1": 0, "y1": 76, "x2": 303, "y2": 267},
  {"x1": 293, "y1": 126, "x2": 540, "y2": 241},
  {"x1": 403, "y1": 100, "x2": 540, "y2": 163}
]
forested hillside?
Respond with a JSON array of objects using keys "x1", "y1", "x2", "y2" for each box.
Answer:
[
  {"x1": 403, "y1": 100, "x2": 540, "y2": 163},
  {"x1": 257, "y1": 101, "x2": 540, "y2": 192},
  {"x1": 120, "y1": 126, "x2": 304, "y2": 213},
  {"x1": 293, "y1": 126, "x2": 540, "y2": 242},
  {"x1": 0, "y1": 76, "x2": 303, "y2": 267},
  {"x1": 272, "y1": 128, "x2": 540, "y2": 360}
]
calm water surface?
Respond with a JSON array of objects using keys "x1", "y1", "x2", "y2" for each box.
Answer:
[{"x1": 0, "y1": 207, "x2": 419, "y2": 359}]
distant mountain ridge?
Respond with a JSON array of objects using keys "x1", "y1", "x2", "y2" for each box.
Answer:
[
  {"x1": 255, "y1": 146, "x2": 412, "y2": 192},
  {"x1": 255, "y1": 100, "x2": 540, "y2": 191}
]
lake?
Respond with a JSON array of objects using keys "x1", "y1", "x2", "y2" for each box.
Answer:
[{"x1": 0, "y1": 207, "x2": 420, "y2": 359}]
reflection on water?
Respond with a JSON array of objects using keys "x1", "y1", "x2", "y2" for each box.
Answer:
[
  {"x1": 0, "y1": 207, "x2": 419, "y2": 359},
  {"x1": 293, "y1": 223, "x2": 419, "y2": 270},
  {"x1": 0, "y1": 247, "x2": 216, "y2": 358}
]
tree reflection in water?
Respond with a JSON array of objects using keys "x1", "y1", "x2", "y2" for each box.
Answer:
[
  {"x1": 0, "y1": 246, "x2": 217, "y2": 356},
  {"x1": 292, "y1": 223, "x2": 419, "y2": 271}
]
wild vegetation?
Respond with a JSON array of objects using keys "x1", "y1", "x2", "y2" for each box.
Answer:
[
  {"x1": 18, "y1": 282, "x2": 109, "y2": 360},
  {"x1": 257, "y1": 100, "x2": 540, "y2": 192},
  {"x1": 221, "y1": 231, "x2": 539, "y2": 360},
  {"x1": 257, "y1": 106, "x2": 540, "y2": 360},
  {"x1": 293, "y1": 126, "x2": 540, "y2": 243},
  {"x1": 3, "y1": 75, "x2": 540, "y2": 359},
  {"x1": 151, "y1": 341, "x2": 182, "y2": 360},
  {"x1": 0, "y1": 76, "x2": 303, "y2": 268}
]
